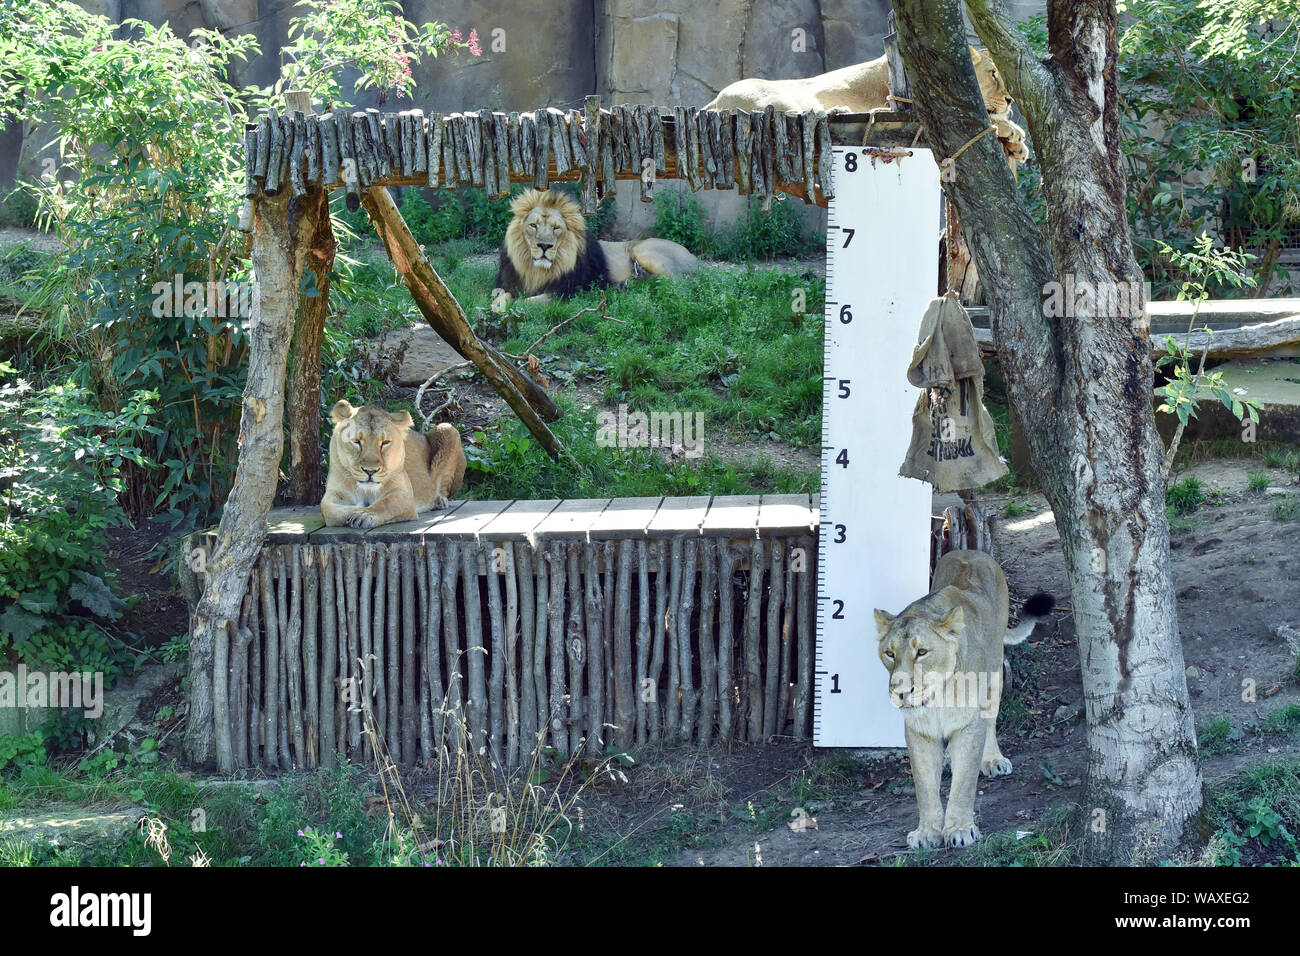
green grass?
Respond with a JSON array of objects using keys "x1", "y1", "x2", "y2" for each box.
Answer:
[
  {"x1": 1166, "y1": 475, "x2": 1206, "y2": 517},
  {"x1": 1198, "y1": 716, "x2": 1238, "y2": 755},
  {"x1": 1003, "y1": 501, "x2": 1031, "y2": 518},
  {"x1": 1262, "y1": 703, "x2": 1300, "y2": 736},
  {"x1": 1246, "y1": 468, "x2": 1270, "y2": 491},
  {"x1": 1264, "y1": 446, "x2": 1300, "y2": 472},
  {"x1": 1271, "y1": 494, "x2": 1299, "y2": 521},
  {"x1": 1204, "y1": 758, "x2": 1300, "y2": 865}
]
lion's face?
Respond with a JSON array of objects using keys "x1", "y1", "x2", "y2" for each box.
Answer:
[
  {"x1": 519, "y1": 205, "x2": 570, "y2": 270},
  {"x1": 329, "y1": 400, "x2": 411, "y2": 487},
  {"x1": 504, "y1": 189, "x2": 586, "y2": 294},
  {"x1": 875, "y1": 605, "x2": 963, "y2": 709},
  {"x1": 971, "y1": 47, "x2": 1013, "y2": 121}
]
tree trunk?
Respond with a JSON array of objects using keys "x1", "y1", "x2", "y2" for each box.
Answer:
[
  {"x1": 894, "y1": 0, "x2": 1202, "y2": 863},
  {"x1": 184, "y1": 188, "x2": 323, "y2": 769},
  {"x1": 287, "y1": 188, "x2": 334, "y2": 504}
]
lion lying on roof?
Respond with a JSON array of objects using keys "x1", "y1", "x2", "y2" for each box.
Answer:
[
  {"x1": 704, "y1": 47, "x2": 1028, "y2": 168},
  {"x1": 491, "y1": 189, "x2": 698, "y2": 310}
]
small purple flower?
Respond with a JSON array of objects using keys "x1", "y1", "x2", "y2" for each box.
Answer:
[
  {"x1": 297, "y1": 829, "x2": 304, "y2": 837},
  {"x1": 335, "y1": 831, "x2": 342, "y2": 840},
  {"x1": 304, "y1": 825, "x2": 311, "y2": 832},
  {"x1": 299, "y1": 861, "x2": 306, "y2": 867},
  {"x1": 318, "y1": 857, "x2": 325, "y2": 865}
]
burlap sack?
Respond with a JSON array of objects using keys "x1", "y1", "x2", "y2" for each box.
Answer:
[{"x1": 899, "y1": 295, "x2": 1008, "y2": 492}]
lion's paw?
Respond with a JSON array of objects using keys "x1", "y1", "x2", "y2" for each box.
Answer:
[
  {"x1": 432, "y1": 495, "x2": 449, "y2": 510},
  {"x1": 943, "y1": 824, "x2": 981, "y2": 848},
  {"x1": 981, "y1": 755, "x2": 1013, "y2": 777},
  {"x1": 907, "y1": 826, "x2": 944, "y2": 850},
  {"x1": 346, "y1": 511, "x2": 378, "y2": 530}
]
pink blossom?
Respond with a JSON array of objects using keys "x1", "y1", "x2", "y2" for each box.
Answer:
[{"x1": 467, "y1": 29, "x2": 482, "y2": 57}]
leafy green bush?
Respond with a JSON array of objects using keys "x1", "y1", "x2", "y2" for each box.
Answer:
[
  {"x1": 1165, "y1": 475, "x2": 1205, "y2": 517},
  {"x1": 653, "y1": 189, "x2": 822, "y2": 261},
  {"x1": 0, "y1": 363, "x2": 151, "y2": 675}
]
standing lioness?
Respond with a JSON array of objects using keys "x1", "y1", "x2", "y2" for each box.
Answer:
[
  {"x1": 875, "y1": 550, "x2": 1053, "y2": 850},
  {"x1": 321, "y1": 400, "x2": 465, "y2": 530}
]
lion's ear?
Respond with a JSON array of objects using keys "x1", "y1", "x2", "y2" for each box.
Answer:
[
  {"x1": 511, "y1": 189, "x2": 538, "y2": 217},
  {"x1": 331, "y1": 400, "x2": 356, "y2": 425},
  {"x1": 389, "y1": 410, "x2": 413, "y2": 429},
  {"x1": 874, "y1": 609, "x2": 895, "y2": 641},
  {"x1": 936, "y1": 605, "x2": 965, "y2": 637},
  {"x1": 969, "y1": 45, "x2": 983, "y2": 65}
]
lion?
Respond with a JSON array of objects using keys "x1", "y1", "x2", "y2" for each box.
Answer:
[
  {"x1": 320, "y1": 400, "x2": 466, "y2": 530},
  {"x1": 874, "y1": 550, "x2": 1054, "y2": 850},
  {"x1": 491, "y1": 188, "x2": 698, "y2": 310},
  {"x1": 704, "y1": 47, "x2": 1029, "y2": 167}
]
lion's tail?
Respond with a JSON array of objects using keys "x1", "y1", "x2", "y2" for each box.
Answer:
[{"x1": 1004, "y1": 592, "x2": 1055, "y2": 645}]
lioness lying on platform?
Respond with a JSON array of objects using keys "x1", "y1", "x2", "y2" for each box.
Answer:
[
  {"x1": 491, "y1": 188, "x2": 698, "y2": 311},
  {"x1": 321, "y1": 400, "x2": 465, "y2": 530},
  {"x1": 875, "y1": 550, "x2": 1053, "y2": 850},
  {"x1": 704, "y1": 47, "x2": 1029, "y2": 167}
]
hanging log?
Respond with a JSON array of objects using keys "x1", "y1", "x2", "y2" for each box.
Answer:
[
  {"x1": 612, "y1": 107, "x2": 628, "y2": 173},
  {"x1": 320, "y1": 114, "x2": 340, "y2": 188},
  {"x1": 441, "y1": 539, "x2": 465, "y2": 754},
  {"x1": 443, "y1": 114, "x2": 460, "y2": 188},
  {"x1": 771, "y1": 109, "x2": 789, "y2": 184},
  {"x1": 532, "y1": 108, "x2": 551, "y2": 189},
  {"x1": 677, "y1": 538, "x2": 698, "y2": 742},
  {"x1": 337, "y1": 112, "x2": 360, "y2": 210},
  {"x1": 697, "y1": 539, "x2": 717, "y2": 747},
  {"x1": 350, "y1": 111, "x2": 375, "y2": 187},
  {"x1": 305, "y1": 113, "x2": 321, "y2": 187},
  {"x1": 696, "y1": 109, "x2": 718, "y2": 189},
  {"x1": 426, "y1": 113, "x2": 443, "y2": 188},
  {"x1": 520, "y1": 111, "x2": 537, "y2": 177},
  {"x1": 801, "y1": 110, "x2": 817, "y2": 204},
  {"x1": 382, "y1": 112, "x2": 402, "y2": 178},
  {"x1": 744, "y1": 538, "x2": 765, "y2": 742},
  {"x1": 795, "y1": 537, "x2": 813, "y2": 738},
  {"x1": 750, "y1": 108, "x2": 769, "y2": 205},
  {"x1": 718, "y1": 110, "x2": 735, "y2": 188},
  {"x1": 395, "y1": 112, "x2": 411, "y2": 177},
  {"x1": 253, "y1": 114, "x2": 271, "y2": 186},
  {"x1": 565, "y1": 544, "x2": 585, "y2": 756},
  {"x1": 548, "y1": 107, "x2": 573, "y2": 177},
  {"x1": 651, "y1": 107, "x2": 666, "y2": 174},
  {"x1": 582, "y1": 96, "x2": 601, "y2": 214},
  {"x1": 599, "y1": 108, "x2": 617, "y2": 202},
  {"x1": 366, "y1": 109, "x2": 391, "y2": 178},
  {"x1": 446, "y1": 113, "x2": 468, "y2": 184},
  {"x1": 567, "y1": 108, "x2": 586, "y2": 170},
  {"x1": 412, "y1": 110, "x2": 428, "y2": 177},
  {"x1": 479, "y1": 110, "x2": 499, "y2": 199},
  {"x1": 484, "y1": 539, "x2": 506, "y2": 764},
  {"x1": 503, "y1": 542, "x2": 520, "y2": 766},
  {"x1": 634, "y1": 105, "x2": 654, "y2": 202},
  {"x1": 815, "y1": 110, "x2": 834, "y2": 202},
  {"x1": 546, "y1": 544, "x2": 568, "y2": 758},
  {"x1": 264, "y1": 109, "x2": 285, "y2": 195},
  {"x1": 243, "y1": 128, "x2": 259, "y2": 198},
  {"x1": 507, "y1": 111, "x2": 524, "y2": 176},
  {"x1": 320, "y1": 546, "x2": 337, "y2": 767},
  {"x1": 684, "y1": 106, "x2": 703, "y2": 192},
  {"x1": 709, "y1": 111, "x2": 730, "y2": 189},
  {"x1": 734, "y1": 110, "x2": 752, "y2": 195},
  {"x1": 783, "y1": 112, "x2": 802, "y2": 188},
  {"x1": 466, "y1": 110, "x2": 486, "y2": 188},
  {"x1": 359, "y1": 186, "x2": 569, "y2": 457},
  {"x1": 583, "y1": 543, "x2": 605, "y2": 753}
]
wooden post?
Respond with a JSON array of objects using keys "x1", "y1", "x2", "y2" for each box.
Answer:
[{"x1": 184, "y1": 183, "x2": 324, "y2": 770}]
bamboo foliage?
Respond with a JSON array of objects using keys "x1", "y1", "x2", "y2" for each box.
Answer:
[{"x1": 213, "y1": 534, "x2": 818, "y2": 769}]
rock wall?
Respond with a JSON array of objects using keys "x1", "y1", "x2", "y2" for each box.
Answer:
[{"x1": 2, "y1": 1, "x2": 1044, "y2": 235}]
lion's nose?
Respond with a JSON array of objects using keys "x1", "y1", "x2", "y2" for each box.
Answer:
[
  {"x1": 537, "y1": 242, "x2": 553, "y2": 252},
  {"x1": 363, "y1": 467, "x2": 377, "y2": 479}
]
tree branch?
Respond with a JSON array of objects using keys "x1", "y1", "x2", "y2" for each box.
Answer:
[{"x1": 964, "y1": 0, "x2": 1058, "y2": 125}]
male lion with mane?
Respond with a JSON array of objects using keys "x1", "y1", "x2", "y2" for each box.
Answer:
[
  {"x1": 491, "y1": 188, "x2": 698, "y2": 310},
  {"x1": 321, "y1": 400, "x2": 465, "y2": 530}
]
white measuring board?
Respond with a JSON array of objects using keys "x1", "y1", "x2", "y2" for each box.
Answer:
[{"x1": 815, "y1": 146, "x2": 941, "y2": 748}]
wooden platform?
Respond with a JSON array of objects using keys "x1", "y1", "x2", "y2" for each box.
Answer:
[{"x1": 250, "y1": 493, "x2": 819, "y2": 545}]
